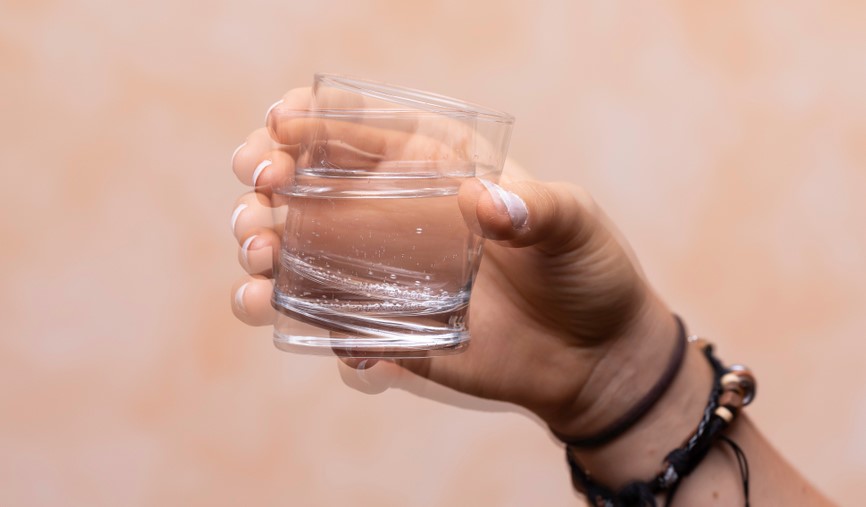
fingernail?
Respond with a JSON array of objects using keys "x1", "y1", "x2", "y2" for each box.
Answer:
[
  {"x1": 252, "y1": 160, "x2": 272, "y2": 187},
  {"x1": 231, "y1": 142, "x2": 247, "y2": 166},
  {"x1": 479, "y1": 179, "x2": 528, "y2": 229},
  {"x1": 265, "y1": 99, "x2": 284, "y2": 123},
  {"x1": 231, "y1": 203, "x2": 248, "y2": 233},
  {"x1": 241, "y1": 235, "x2": 258, "y2": 266},
  {"x1": 234, "y1": 282, "x2": 249, "y2": 315}
]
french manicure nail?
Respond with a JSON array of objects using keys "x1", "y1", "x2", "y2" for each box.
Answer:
[
  {"x1": 231, "y1": 203, "x2": 248, "y2": 233},
  {"x1": 479, "y1": 179, "x2": 529, "y2": 229},
  {"x1": 234, "y1": 282, "x2": 249, "y2": 315},
  {"x1": 231, "y1": 142, "x2": 247, "y2": 166},
  {"x1": 241, "y1": 235, "x2": 258, "y2": 266},
  {"x1": 265, "y1": 99, "x2": 284, "y2": 123},
  {"x1": 252, "y1": 160, "x2": 272, "y2": 187}
]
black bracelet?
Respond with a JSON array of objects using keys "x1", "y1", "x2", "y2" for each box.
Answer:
[
  {"x1": 565, "y1": 339, "x2": 756, "y2": 507},
  {"x1": 553, "y1": 315, "x2": 688, "y2": 448}
]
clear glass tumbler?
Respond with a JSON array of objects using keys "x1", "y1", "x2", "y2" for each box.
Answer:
[{"x1": 270, "y1": 74, "x2": 514, "y2": 358}]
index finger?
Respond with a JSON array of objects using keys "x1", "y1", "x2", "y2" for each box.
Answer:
[{"x1": 265, "y1": 88, "x2": 466, "y2": 166}]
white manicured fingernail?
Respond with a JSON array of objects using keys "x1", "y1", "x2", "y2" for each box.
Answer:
[
  {"x1": 479, "y1": 179, "x2": 528, "y2": 229},
  {"x1": 231, "y1": 142, "x2": 246, "y2": 165},
  {"x1": 252, "y1": 160, "x2": 272, "y2": 187},
  {"x1": 234, "y1": 283, "x2": 249, "y2": 315},
  {"x1": 231, "y1": 203, "x2": 248, "y2": 233},
  {"x1": 241, "y1": 235, "x2": 257, "y2": 266},
  {"x1": 265, "y1": 99, "x2": 284, "y2": 123}
]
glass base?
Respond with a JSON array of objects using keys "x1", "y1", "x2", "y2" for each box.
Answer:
[{"x1": 272, "y1": 330, "x2": 470, "y2": 358}]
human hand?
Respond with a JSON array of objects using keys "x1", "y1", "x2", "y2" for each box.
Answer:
[{"x1": 229, "y1": 88, "x2": 679, "y2": 440}]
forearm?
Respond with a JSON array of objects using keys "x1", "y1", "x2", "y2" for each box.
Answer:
[
  {"x1": 672, "y1": 414, "x2": 835, "y2": 506},
  {"x1": 562, "y1": 300, "x2": 835, "y2": 505}
]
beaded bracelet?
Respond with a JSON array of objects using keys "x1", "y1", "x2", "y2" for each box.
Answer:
[{"x1": 565, "y1": 338, "x2": 756, "y2": 507}]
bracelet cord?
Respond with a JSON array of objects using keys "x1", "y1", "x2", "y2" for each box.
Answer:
[
  {"x1": 566, "y1": 343, "x2": 753, "y2": 507},
  {"x1": 554, "y1": 315, "x2": 688, "y2": 448}
]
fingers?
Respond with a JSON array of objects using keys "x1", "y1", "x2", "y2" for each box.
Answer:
[
  {"x1": 267, "y1": 108, "x2": 391, "y2": 162},
  {"x1": 231, "y1": 191, "x2": 285, "y2": 242},
  {"x1": 269, "y1": 87, "x2": 314, "y2": 115},
  {"x1": 265, "y1": 88, "x2": 321, "y2": 147},
  {"x1": 232, "y1": 128, "x2": 275, "y2": 185},
  {"x1": 238, "y1": 227, "x2": 280, "y2": 276},
  {"x1": 458, "y1": 178, "x2": 600, "y2": 254},
  {"x1": 262, "y1": 86, "x2": 476, "y2": 176},
  {"x1": 337, "y1": 351, "x2": 475, "y2": 400},
  {"x1": 230, "y1": 275, "x2": 276, "y2": 326},
  {"x1": 266, "y1": 94, "x2": 454, "y2": 166},
  {"x1": 265, "y1": 90, "x2": 392, "y2": 171},
  {"x1": 232, "y1": 127, "x2": 296, "y2": 200},
  {"x1": 261, "y1": 87, "x2": 314, "y2": 148},
  {"x1": 336, "y1": 359, "x2": 406, "y2": 395},
  {"x1": 335, "y1": 356, "x2": 518, "y2": 415}
]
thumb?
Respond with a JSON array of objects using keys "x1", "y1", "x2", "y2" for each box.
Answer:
[{"x1": 458, "y1": 178, "x2": 600, "y2": 254}]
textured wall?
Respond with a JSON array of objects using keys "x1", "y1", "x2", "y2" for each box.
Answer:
[{"x1": 1, "y1": 0, "x2": 864, "y2": 505}]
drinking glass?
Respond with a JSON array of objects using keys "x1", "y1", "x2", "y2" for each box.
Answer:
[{"x1": 270, "y1": 74, "x2": 514, "y2": 357}]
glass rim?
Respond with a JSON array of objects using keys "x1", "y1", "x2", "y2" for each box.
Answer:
[
  {"x1": 269, "y1": 107, "x2": 503, "y2": 120},
  {"x1": 314, "y1": 73, "x2": 515, "y2": 124}
]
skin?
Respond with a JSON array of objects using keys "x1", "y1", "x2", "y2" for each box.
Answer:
[{"x1": 229, "y1": 88, "x2": 836, "y2": 506}]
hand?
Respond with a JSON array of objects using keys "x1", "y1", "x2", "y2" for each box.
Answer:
[{"x1": 229, "y1": 88, "x2": 679, "y2": 439}]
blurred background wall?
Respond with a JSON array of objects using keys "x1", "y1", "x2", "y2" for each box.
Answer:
[{"x1": 2, "y1": 0, "x2": 864, "y2": 505}]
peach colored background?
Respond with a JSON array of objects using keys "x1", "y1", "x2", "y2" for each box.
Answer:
[{"x1": 2, "y1": 0, "x2": 864, "y2": 505}]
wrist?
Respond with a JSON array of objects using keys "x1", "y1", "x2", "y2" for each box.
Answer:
[
  {"x1": 551, "y1": 292, "x2": 681, "y2": 438},
  {"x1": 571, "y1": 340, "x2": 713, "y2": 488},
  {"x1": 547, "y1": 295, "x2": 714, "y2": 488}
]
